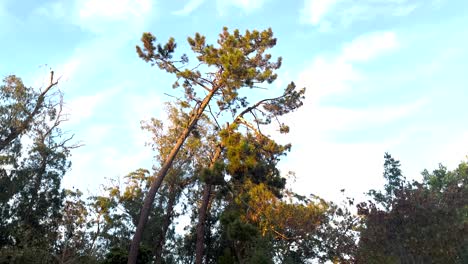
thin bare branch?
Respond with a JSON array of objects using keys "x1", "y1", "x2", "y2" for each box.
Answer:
[{"x1": 207, "y1": 104, "x2": 221, "y2": 130}]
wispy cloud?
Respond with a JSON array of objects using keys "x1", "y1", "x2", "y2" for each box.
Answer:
[
  {"x1": 64, "y1": 89, "x2": 118, "y2": 125},
  {"x1": 35, "y1": 0, "x2": 153, "y2": 34},
  {"x1": 436, "y1": 132, "x2": 468, "y2": 169},
  {"x1": 393, "y1": 4, "x2": 418, "y2": 16},
  {"x1": 77, "y1": 0, "x2": 151, "y2": 21},
  {"x1": 299, "y1": 31, "x2": 398, "y2": 101},
  {"x1": 75, "y1": 0, "x2": 152, "y2": 33},
  {"x1": 300, "y1": 0, "x2": 421, "y2": 30},
  {"x1": 341, "y1": 31, "x2": 399, "y2": 62},
  {"x1": 300, "y1": 0, "x2": 339, "y2": 26},
  {"x1": 62, "y1": 92, "x2": 162, "y2": 193},
  {"x1": 45, "y1": 0, "x2": 162, "y2": 193},
  {"x1": 173, "y1": 0, "x2": 205, "y2": 15},
  {"x1": 216, "y1": 0, "x2": 268, "y2": 15},
  {"x1": 271, "y1": 30, "x2": 426, "y2": 201},
  {"x1": 63, "y1": 140, "x2": 154, "y2": 192},
  {"x1": 0, "y1": 2, "x2": 18, "y2": 38},
  {"x1": 34, "y1": 1, "x2": 66, "y2": 19}
]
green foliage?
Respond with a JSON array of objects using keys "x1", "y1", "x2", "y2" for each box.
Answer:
[
  {"x1": 200, "y1": 161, "x2": 225, "y2": 185},
  {"x1": 102, "y1": 245, "x2": 152, "y2": 264},
  {"x1": 4, "y1": 27, "x2": 466, "y2": 264},
  {"x1": 357, "y1": 154, "x2": 468, "y2": 263},
  {"x1": 220, "y1": 131, "x2": 289, "y2": 196},
  {"x1": 136, "y1": 27, "x2": 304, "y2": 119},
  {"x1": 0, "y1": 73, "x2": 79, "y2": 261},
  {"x1": 87, "y1": 169, "x2": 164, "y2": 255},
  {"x1": 132, "y1": 27, "x2": 305, "y2": 263}
]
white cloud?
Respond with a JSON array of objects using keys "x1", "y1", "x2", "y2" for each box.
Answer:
[
  {"x1": 298, "y1": 56, "x2": 361, "y2": 101},
  {"x1": 297, "y1": 31, "x2": 398, "y2": 102},
  {"x1": 300, "y1": 0, "x2": 420, "y2": 30},
  {"x1": 341, "y1": 31, "x2": 399, "y2": 62},
  {"x1": 269, "y1": 31, "x2": 421, "y2": 202},
  {"x1": 78, "y1": 0, "x2": 151, "y2": 20},
  {"x1": 64, "y1": 88, "x2": 118, "y2": 124},
  {"x1": 276, "y1": 100, "x2": 424, "y2": 202},
  {"x1": 217, "y1": 0, "x2": 268, "y2": 14},
  {"x1": 65, "y1": 95, "x2": 102, "y2": 123},
  {"x1": 430, "y1": 132, "x2": 468, "y2": 170},
  {"x1": 173, "y1": 0, "x2": 205, "y2": 15},
  {"x1": 300, "y1": 0, "x2": 340, "y2": 25},
  {"x1": 0, "y1": 1, "x2": 8, "y2": 18},
  {"x1": 47, "y1": 0, "x2": 162, "y2": 193},
  {"x1": 393, "y1": 4, "x2": 418, "y2": 16},
  {"x1": 431, "y1": 0, "x2": 445, "y2": 9},
  {"x1": 35, "y1": 2, "x2": 66, "y2": 19},
  {"x1": 123, "y1": 92, "x2": 164, "y2": 147},
  {"x1": 282, "y1": 139, "x2": 389, "y2": 202},
  {"x1": 51, "y1": 32, "x2": 139, "y2": 91},
  {"x1": 34, "y1": 0, "x2": 153, "y2": 33},
  {"x1": 57, "y1": 58, "x2": 81, "y2": 82},
  {"x1": 63, "y1": 143, "x2": 153, "y2": 193},
  {"x1": 34, "y1": 0, "x2": 154, "y2": 35},
  {"x1": 61, "y1": 91, "x2": 163, "y2": 193},
  {"x1": 0, "y1": 2, "x2": 19, "y2": 38}
]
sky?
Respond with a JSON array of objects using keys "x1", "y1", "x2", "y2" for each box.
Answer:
[{"x1": 1, "y1": 0, "x2": 467, "y2": 202}]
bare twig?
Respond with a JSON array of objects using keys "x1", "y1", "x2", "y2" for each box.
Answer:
[{"x1": 207, "y1": 104, "x2": 221, "y2": 130}]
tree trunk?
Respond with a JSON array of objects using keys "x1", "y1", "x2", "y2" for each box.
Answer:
[
  {"x1": 153, "y1": 186, "x2": 177, "y2": 264},
  {"x1": 128, "y1": 88, "x2": 217, "y2": 264},
  {"x1": 195, "y1": 184, "x2": 212, "y2": 264},
  {"x1": 195, "y1": 146, "x2": 222, "y2": 264}
]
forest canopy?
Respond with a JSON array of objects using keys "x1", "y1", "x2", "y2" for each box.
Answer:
[{"x1": 0, "y1": 27, "x2": 466, "y2": 264}]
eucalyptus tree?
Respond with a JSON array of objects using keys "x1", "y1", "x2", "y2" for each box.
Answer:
[{"x1": 0, "y1": 72, "x2": 77, "y2": 261}]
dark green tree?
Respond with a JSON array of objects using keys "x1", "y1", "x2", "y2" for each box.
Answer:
[
  {"x1": 0, "y1": 73, "x2": 77, "y2": 262},
  {"x1": 357, "y1": 154, "x2": 468, "y2": 263}
]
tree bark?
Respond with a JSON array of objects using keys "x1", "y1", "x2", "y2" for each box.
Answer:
[
  {"x1": 153, "y1": 186, "x2": 177, "y2": 264},
  {"x1": 195, "y1": 184, "x2": 212, "y2": 264},
  {"x1": 195, "y1": 146, "x2": 222, "y2": 264},
  {"x1": 128, "y1": 88, "x2": 218, "y2": 264}
]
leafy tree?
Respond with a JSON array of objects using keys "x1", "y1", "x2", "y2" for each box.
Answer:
[
  {"x1": 178, "y1": 123, "x2": 357, "y2": 263},
  {"x1": 314, "y1": 196, "x2": 358, "y2": 263},
  {"x1": 0, "y1": 72, "x2": 77, "y2": 262},
  {"x1": 86, "y1": 102, "x2": 212, "y2": 263},
  {"x1": 357, "y1": 154, "x2": 468, "y2": 263},
  {"x1": 55, "y1": 189, "x2": 99, "y2": 264},
  {"x1": 0, "y1": 73, "x2": 58, "y2": 151},
  {"x1": 89, "y1": 169, "x2": 161, "y2": 261},
  {"x1": 129, "y1": 27, "x2": 305, "y2": 263}
]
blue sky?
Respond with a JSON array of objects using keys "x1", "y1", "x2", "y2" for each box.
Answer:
[{"x1": 1, "y1": 0, "x2": 467, "y2": 201}]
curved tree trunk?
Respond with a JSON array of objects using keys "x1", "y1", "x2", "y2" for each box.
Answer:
[{"x1": 128, "y1": 88, "x2": 217, "y2": 264}]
